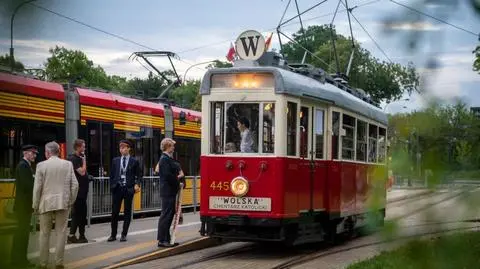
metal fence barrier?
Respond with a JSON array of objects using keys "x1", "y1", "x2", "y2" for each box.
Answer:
[
  {"x1": 0, "y1": 176, "x2": 200, "y2": 229},
  {"x1": 86, "y1": 175, "x2": 200, "y2": 227}
]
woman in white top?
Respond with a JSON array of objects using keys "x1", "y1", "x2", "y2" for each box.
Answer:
[{"x1": 237, "y1": 117, "x2": 254, "y2": 153}]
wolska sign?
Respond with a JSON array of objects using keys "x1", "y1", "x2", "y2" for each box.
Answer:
[{"x1": 235, "y1": 30, "x2": 266, "y2": 61}]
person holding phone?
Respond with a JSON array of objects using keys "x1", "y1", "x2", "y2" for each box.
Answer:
[{"x1": 67, "y1": 139, "x2": 93, "y2": 244}]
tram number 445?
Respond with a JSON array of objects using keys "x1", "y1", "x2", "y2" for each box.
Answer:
[{"x1": 210, "y1": 181, "x2": 230, "y2": 191}]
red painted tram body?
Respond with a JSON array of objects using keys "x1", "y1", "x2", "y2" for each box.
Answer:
[{"x1": 199, "y1": 53, "x2": 388, "y2": 245}]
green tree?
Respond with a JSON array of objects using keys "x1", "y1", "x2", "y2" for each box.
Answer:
[
  {"x1": 44, "y1": 46, "x2": 111, "y2": 88},
  {"x1": 0, "y1": 54, "x2": 24, "y2": 71},
  {"x1": 474, "y1": 45, "x2": 480, "y2": 73},
  {"x1": 206, "y1": 60, "x2": 233, "y2": 69},
  {"x1": 168, "y1": 80, "x2": 201, "y2": 109},
  {"x1": 281, "y1": 25, "x2": 419, "y2": 103},
  {"x1": 121, "y1": 71, "x2": 169, "y2": 99}
]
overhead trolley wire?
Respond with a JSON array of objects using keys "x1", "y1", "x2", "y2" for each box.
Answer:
[
  {"x1": 340, "y1": 0, "x2": 393, "y2": 63},
  {"x1": 177, "y1": 0, "x2": 382, "y2": 55},
  {"x1": 29, "y1": 3, "x2": 204, "y2": 72}
]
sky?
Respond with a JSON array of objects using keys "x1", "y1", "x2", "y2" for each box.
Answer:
[{"x1": 0, "y1": 0, "x2": 479, "y2": 114}]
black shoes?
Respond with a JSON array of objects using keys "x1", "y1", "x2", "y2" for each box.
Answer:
[
  {"x1": 108, "y1": 233, "x2": 127, "y2": 242},
  {"x1": 77, "y1": 236, "x2": 88, "y2": 243},
  {"x1": 67, "y1": 235, "x2": 77, "y2": 244},
  {"x1": 68, "y1": 235, "x2": 89, "y2": 244}
]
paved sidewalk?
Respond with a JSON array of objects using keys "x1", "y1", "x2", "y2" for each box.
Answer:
[{"x1": 19, "y1": 189, "x2": 428, "y2": 269}]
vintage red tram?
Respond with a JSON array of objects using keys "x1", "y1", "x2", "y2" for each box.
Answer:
[{"x1": 199, "y1": 31, "x2": 388, "y2": 245}]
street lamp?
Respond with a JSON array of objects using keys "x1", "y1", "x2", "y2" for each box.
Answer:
[
  {"x1": 182, "y1": 60, "x2": 216, "y2": 84},
  {"x1": 10, "y1": 0, "x2": 36, "y2": 71},
  {"x1": 383, "y1": 98, "x2": 410, "y2": 112}
]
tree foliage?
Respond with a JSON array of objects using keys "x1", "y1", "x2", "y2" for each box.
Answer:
[
  {"x1": 474, "y1": 45, "x2": 480, "y2": 74},
  {"x1": 45, "y1": 46, "x2": 112, "y2": 88},
  {"x1": 0, "y1": 54, "x2": 24, "y2": 71},
  {"x1": 206, "y1": 60, "x2": 233, "y2": 69},
  {"x1": 389, "y1": 100, "x2": 480, "y2": 177},
  {"x1": 281, "y1": 25, "x2": 419, "y2": 103}
]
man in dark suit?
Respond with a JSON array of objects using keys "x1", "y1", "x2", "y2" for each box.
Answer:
[
  {"x1": 108, "y1": 140, "x2": 141, "y2": 242},
  {"x1": 11, "y1": 145, "x2": 38, "y2": 268},
  {"x1": 157, "y1": 138, "x2": 182, "y2": 247}
]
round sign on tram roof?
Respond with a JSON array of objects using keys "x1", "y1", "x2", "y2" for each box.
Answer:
[{"x1": 235, "y1": 30, "x2": 266, "y2": 61}]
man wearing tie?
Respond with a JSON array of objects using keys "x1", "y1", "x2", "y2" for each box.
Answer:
[{"x1": 108, "y1": 140, "x2": 141, "y2": 242}]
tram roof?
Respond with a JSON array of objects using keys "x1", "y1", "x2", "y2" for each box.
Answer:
[{"x1": 200, "y1": 66, "x2": 388, "y2": 125}]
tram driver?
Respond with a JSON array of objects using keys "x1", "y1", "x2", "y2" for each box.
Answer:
[{"x1": 237, "y1": 117, "x2": 254, "y2": 153}]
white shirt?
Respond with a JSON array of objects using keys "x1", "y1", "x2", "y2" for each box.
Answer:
[
  {"x1": 120, "y1": 155, "x2": 130, "y2": 185},
  {"x1": 240, "y1": 129, "x2": 254, "y2": 153}
]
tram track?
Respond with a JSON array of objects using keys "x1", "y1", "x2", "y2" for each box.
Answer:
[
  {"x1": 270, "y1": 187, "x2": 475, "y2": 269},
  {"x1": 134, "y1": 188, "x2": 471, "y2": 269},
  {"x1": 271, "y1": 224, "x2": 480, "y2": 269}
]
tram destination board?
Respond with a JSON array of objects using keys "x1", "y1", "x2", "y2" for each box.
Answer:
[{"x1": 209, "y1": 196, "x2": 271, "y2": 211}]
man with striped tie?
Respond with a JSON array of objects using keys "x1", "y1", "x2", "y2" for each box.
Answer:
[{"x1": 107, "y1": 140, "x2": 141, "y2": 242}]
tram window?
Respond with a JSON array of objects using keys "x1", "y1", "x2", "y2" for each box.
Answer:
[
  {"x1": 300, "y1": 107, "x2": 309, "y2": 158},
  {"x1": 225, "y1": 103, "x2": 259, "y2": 153},
  {"x1": 331, "y1": 112, "x2": 340, "y2": 159},
  {"x1": 314, "y1": 109, "x2": 324, "y2": 159},
  {"x1": 210, "y1": 102, "x2": 224, "y2": 154},
  {"x1": 368, "y1": 124, "x2": 378, "y2": 162},
  {"x1": 287, "y1": 102, "x2": 297, "y2": 156},
  {"x1": 0, "y1": 120, "x2": 27, "y2": 179},
  {"x1": 262, "y1": 103, "x2": 275, "y2": 153},
  {"x1": 378, "y1": 127, "x2": 387, "y2": 163},
  {"x1": 341, "y1": 114, "x2": 355, "y2": 160},
  {"x1": 356, "y1": 120, "x2": 367, "y2": 161}
]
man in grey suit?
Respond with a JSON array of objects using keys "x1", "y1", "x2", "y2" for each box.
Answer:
[{"x1": 32, "y1": 141, "x2": 79, "y2": 269}]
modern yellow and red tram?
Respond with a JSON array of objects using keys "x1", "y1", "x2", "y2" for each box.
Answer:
[
  {"x1": 0, "y1": 71, "x2": 202, "y2": 219},
  {"x1": 199, "y1": 43, "x2": 388, "y2": 244}
]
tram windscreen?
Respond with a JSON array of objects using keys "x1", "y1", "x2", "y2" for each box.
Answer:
[{"x1": 210, "y1": 102, "x2": 275, "y2": 154}]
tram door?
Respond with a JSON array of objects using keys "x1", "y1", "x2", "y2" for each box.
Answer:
[
  {"x1": 86, "y1": 121, "x2": 114, "y2": 177},
  {"x1": 300, "y1": 106, "x2": 314, "y2": 211},
  {"x1": 300, "y1": 104, "x2": 327, "y2": 212}
]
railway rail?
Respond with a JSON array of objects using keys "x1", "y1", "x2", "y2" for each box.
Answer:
[{"x1": 109, "y1": 187, "x2": 474, "y2": 269}]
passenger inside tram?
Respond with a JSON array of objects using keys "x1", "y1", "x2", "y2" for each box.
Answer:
[
  {"x1": 225, "y1": 103, "x2": 259, "y2": 153},
  {"x1": 237, "y1": 117, "x2": 254, "y2": 153}
]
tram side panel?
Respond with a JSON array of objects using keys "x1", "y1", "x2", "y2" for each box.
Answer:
[
  {"x1": 325, "y1": 161, "x2": 341, "y2": 219},
  {"x1": 312, "y1": 161, "x2": 328, "y2": 215},
  {"x1": 340, "y1": 162, "x2": 357, "y2": 217},
  {"x1": 325, "y1": 162, "x2": 386, "y2": 220}
]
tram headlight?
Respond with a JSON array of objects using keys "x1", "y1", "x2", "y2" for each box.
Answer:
[{"x1": 230, "y1": 177, "x2": 249, "y2": 197}]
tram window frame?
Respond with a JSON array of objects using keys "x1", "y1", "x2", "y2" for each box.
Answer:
[
  {"x1": 286, "y1": 101, "x2": 298, "y2": 157},
  {"x1": 356, "y1": 119, "x2": 368, "y2": 162},
  {"x1": 368, "y1": 124, "x2": 378, "y2": 163},
  {"x1": 331, "y1": 111, "x2": 341, "y2": 160},
  {"x1": 300, "y1": 106, "x2": 310, "y2": 158},
  {"x1": 377, "y1": 127, "x2": 387, "y2": 164},
  {"x1": 224, "y1": 102, "x2": 260, "y2": 154},
  {"x1": 210, "y1": 102, "x2": 224, "y2": 154},
  {"x1": 210, "y1": 101, "x2": 276, "y2": 155},
  {"x1": 341, "y1": 114, "x2": 355, "y2": 160},
  {"x1": 314, "y1": 108, "x2": 325, "y2": 159},
  {"x1": 262, "y1": 103, "x2": 275, "y2": 154}
]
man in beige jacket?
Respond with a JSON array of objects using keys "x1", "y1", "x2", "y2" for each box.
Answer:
[{"x1": 32, "y1": 141, "x2": 79, "y2": 269}]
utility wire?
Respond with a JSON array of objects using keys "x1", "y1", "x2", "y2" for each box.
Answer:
[
  {"x1": 340, "y1": 0, "x2": 393, "y2": 63},
  {"x1": 177, "y1": 0, "x2": 382, "y2": 55},
  {"x1": 29, "y1": 3, "x2": 204, "y2": 72},
  {"x1": 389, "y1": 0, "x2": 478, "y2": 37}
]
